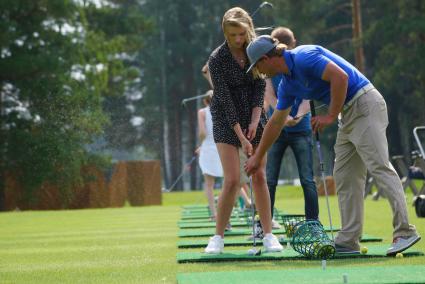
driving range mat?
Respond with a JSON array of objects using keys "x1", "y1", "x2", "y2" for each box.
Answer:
[
  {"x1": 176, "y1": 245, "x2": 423, "y2": 263},
  {"x1": 178, "y1": 217, "x2": 250, "y2": 224},
  {"x1": 178, "y1": 226, "x2": 340, "y2": 237},
  {"x1": 177, "y1": 265, "x2": 425, "y2": 283},
  {"x1": 177, "y1": 234, "x2": 382, "y2": 248}
]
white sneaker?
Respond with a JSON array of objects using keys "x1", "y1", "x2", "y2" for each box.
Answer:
[
  {"x1": 263, "y1": 233, "x2": 283, "y2": 252},
  {"x1": 204, "y1": 235, "x2": 224, "y2": 254},
  {"x1": 271, "y1": 219, "x2": 281, "y2": 229}
]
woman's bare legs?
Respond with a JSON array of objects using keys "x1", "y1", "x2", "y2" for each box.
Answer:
[
  {"x1": 215, "y1": 143, "x2": 240, "y2": 237},
  {"x1": 203, "y1": 174, "x2": 216, "y2": 219},
  {"x1": 252, "y1": 149, "x2": 272, "y2": 234},
  {"x1": 215, "y1": 143, "x2": 272, "y2": 236}
]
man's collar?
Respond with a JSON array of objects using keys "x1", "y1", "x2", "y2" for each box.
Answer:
[{"x1": 283, "y1": 50, "x2": 293, "y2": 75}]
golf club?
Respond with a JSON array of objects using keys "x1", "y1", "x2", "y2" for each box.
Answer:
[
  {"x1": 181, "y1": 93, "x2": 210, "y2": 106},
  {"x1": 310, "y1": 100, "x2": 335, "y2": 241},
  {"x1": 293, "y1": 111, "x2": 311, "y2": 121},
  {"x1": 162, "y1": 155, "x2": 197, "y2": 193},
  {"x1": 293, "y1": 103, "x2": 326, "y2": 120},
  {"x1": 251, "y1": 1, "x2": 274, "y2": 18},
  {"x1": 247, "y1": 177, "x2": 262, "y2": 256},
  {"x1": 255, "y1": 26, "x2": 275, "y2": 32}
]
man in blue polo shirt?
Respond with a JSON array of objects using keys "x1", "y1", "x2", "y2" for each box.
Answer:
[
  {"x1": 264, "y1": 27, "x2": 318, "y2": 223},
  {"x1": 244, "y1": 35, "x2": 420, "y2": 256}
]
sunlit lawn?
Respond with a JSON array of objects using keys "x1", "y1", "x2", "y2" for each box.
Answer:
[{"x1": 0, "y1": 185, "x2": 424, "y2": 283}]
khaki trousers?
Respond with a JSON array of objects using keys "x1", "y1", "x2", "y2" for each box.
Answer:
[{"x1": 333, "y1": 88, "x2": 416, "y2": 250}]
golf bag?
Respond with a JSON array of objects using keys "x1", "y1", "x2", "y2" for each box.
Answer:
[{"x1": 414, "y1": 195, "x2": 425, "y2": 218}]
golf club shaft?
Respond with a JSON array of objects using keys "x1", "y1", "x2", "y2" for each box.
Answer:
[
  {"x1": 164, "y1": 156, "x2": 196, "y2": 192},
  {"x1": 255, "y1": 26, "x2": 275, "y2": 32},
  {"x1": 310, "y1": 100, "x2": 335, "y2": 241},
  {"x1": 181, "y1": 93, "x2": 210, "y2": 105},
  {"x1": 249, "y1": 177, "x2": 256, "y2": 247},
  {"x1": 293, "y1": 111, "x2": 310, "y2": 120},
  {"x1": 293, "y1": 104, "x2": 326, "y2": 120}
]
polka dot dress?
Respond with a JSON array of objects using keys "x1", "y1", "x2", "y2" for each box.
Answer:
[{"x1": 208, "y1": 42, "x2": 267, "y2": 147}]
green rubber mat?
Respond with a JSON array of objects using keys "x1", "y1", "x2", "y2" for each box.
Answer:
[
  {"x1": 278, "y1": 234, "x2": 382, "y2": 243},
  {"x1": 179, "y1": 213, "x2": 286, "y2": 224},
  {"x1": 177, "y1": 265, "x2": 425, "y2": 283},
  {"x1": 181, "y1": 215, "x2": 218, "y2": 220},
  {"x1": 179, "y1": 226, "x2": 340, "y2": 237},
  {"x1": 181, "y1": 213, "x2": 286, "y2": 220},
  {"x1": 181, "y1": 211, "x2": 283, "y2": 218},
  {"x1": 182, "y1": 208, "x2": 283, "y2": 217},
  {"x1": 177, "y1": 234, "x2": 382, "y2": 248},
  {"x1": 176, "y1": 245, "x2": 423, "y2": 263},
  {"x1": 182, "y1": 205, "x2": 209, "y2": 209},
  {"x1": 181, "y1": 212, "x2": 237, "y2": 218},
  {"x1": 182, "y1": 209, "x2": 213, "y2": 214},
  {"x1": 178, "y1": 217, "x2": 249, "y2": 224},
  {"x1": 179, "y1": 221, "x2": 249, "y2": 229},
  {"x1": 178, "y1": 228, "x2": 285, "y2": 238},
  {"x1": 182, "y1": 205, "x2": 279, "y2": 212}
]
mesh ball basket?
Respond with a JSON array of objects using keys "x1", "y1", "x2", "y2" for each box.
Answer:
[
  {"x1": 291, "y1": 220, "x2": 335, "y2": 259},
  {"x1": 280, "y1": 214, "x2": 306, "y2": 238}
]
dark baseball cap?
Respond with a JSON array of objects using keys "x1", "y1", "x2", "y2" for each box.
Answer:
[{"x1": 246, "y1": 35, "x2": 277, "y2": 73}]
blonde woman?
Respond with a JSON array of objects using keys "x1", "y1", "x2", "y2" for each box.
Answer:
[
  {"x1": 204, "y1": 7, "x2": 282, "y2": 254},
  {"x1": 202, "y1": 63, "x2": 254, "y2": 214}
]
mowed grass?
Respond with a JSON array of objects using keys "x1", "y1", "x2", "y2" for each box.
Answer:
[{"x1": 0, "y1": 186, "x2": 424, "y2": 283}]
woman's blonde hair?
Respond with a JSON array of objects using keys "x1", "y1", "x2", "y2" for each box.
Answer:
[
  {"x1": 222, "y1": 7, "x2": 256, "y2": 46},
  {"x1": 267, "y1": 42, "x2": 288, "y2": 57}
]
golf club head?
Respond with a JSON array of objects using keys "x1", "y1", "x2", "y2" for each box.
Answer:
[
  {"x1": 261, "y1": 2, "x2": 274, "y2": 8},
  {"x1": 251, "y1": 1, "x2": 274, "y2": 18},
  {"x1": 261, "y1": 1, "x2": 274, "y2": 9},
  {"x1": 248, "y1": 248, "x2": 262, "y2": 256},
  {"x1": 255, "y1": 26, "x2": 275, "y2": 32}
]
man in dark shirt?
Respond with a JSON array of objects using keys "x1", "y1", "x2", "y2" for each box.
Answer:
[{"x1": 265, "y1": 27, "x2": 319, "y2": 223}]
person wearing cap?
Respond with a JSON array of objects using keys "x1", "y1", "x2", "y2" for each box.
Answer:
[
  {"x1": 264, "y1": 27, "x2": 319, "y2": 223},
  {"x1": 244, "y1": 35, "x2": 420, "y2": 256},
  {"x1": 204, "y1": 8, "x2": 283, "y2": 254}
]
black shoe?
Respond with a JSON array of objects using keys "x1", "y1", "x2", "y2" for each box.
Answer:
[{"x1": 335, "y1": 244, "x2": 360, "y2": 255}]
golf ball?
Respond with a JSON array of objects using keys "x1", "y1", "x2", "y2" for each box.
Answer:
[
  {"x1": 361, "y1": 247, "x2": 368, "y2": 254},
  {"x1": 286, "y1": 225, "x2": 294, "y2": 237},
  {"x1": 396, "y1": 252, "x2": 404, "y2": 258}
]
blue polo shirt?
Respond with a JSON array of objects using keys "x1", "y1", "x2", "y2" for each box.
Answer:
[
  {"x1": 276, "y1": 45, "x2": 370, "y2": 110},
  {"x1": 270, "y1": 74, "x2": 311, "y2": 133}
]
